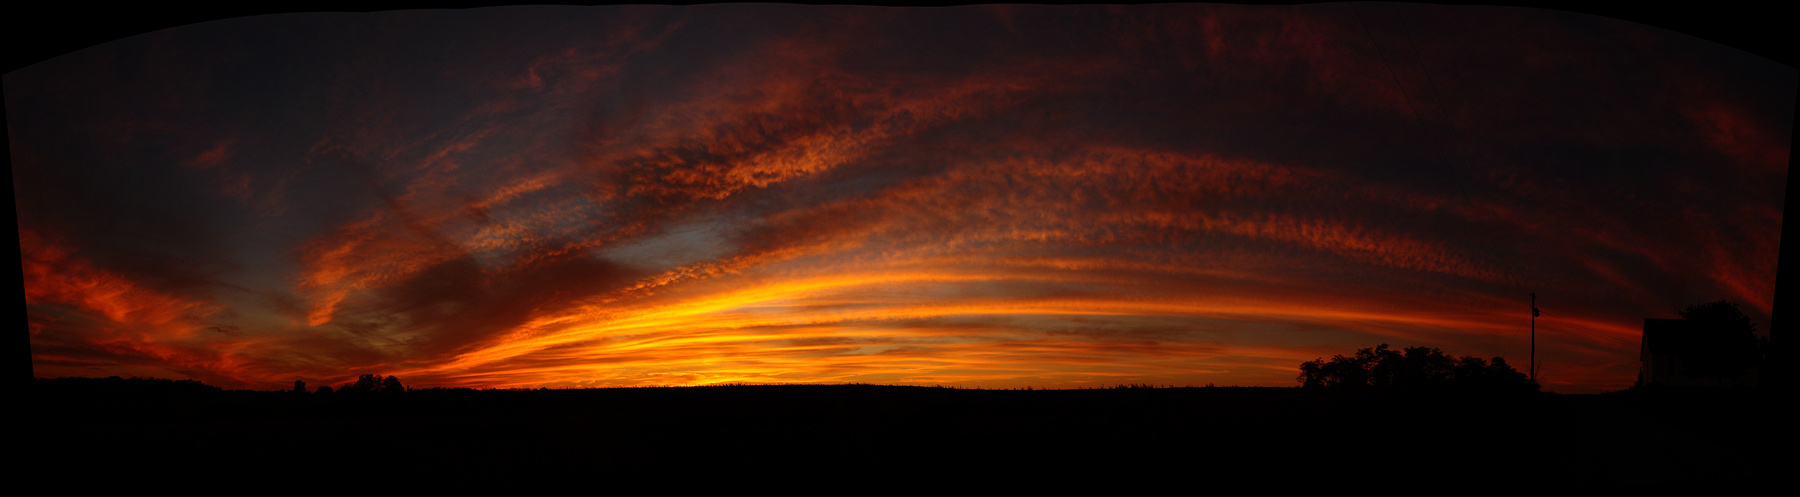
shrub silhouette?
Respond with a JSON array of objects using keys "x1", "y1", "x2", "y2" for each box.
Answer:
[{"x1": 1298, "y1": 344, "x2": 1535, "y2": 390}]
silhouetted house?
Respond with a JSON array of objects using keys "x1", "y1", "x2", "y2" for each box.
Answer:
[
  {"x1": 1637, "y1": 318, "x2": 1758, "y2": 387},
  {"x1": 1639, "y1": 319, "x2": 1701, "y2": 387}
]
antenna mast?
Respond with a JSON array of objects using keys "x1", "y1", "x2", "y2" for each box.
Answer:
[{"x1": 1530, "y1": 293, "x2": 1539, "y2": 382}]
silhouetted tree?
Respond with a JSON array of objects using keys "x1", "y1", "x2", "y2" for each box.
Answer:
[
  {"x1": 350, "y1": 373, "x2": 381, "y2": 394},
  {"x1": 1299, "y1": 344, "x2": 1536, "y2": 390},
  {"x1": 1449, "y1": 356, "x2": 1533, "y2": 389},
  {"x1": 315, "y1": 385, "x2": 334, "y2": 396},
  {"x1": 1300, "y1": 346, "x2": 1376, "y2": 388},
  {"x1": 1678, "y1": 301, "x2": 1761, "y2": 386},
  {"x1": 338, "y1": 373, "x2": 405, "y2": 397},
  {"x1": 293, "y1": 380, "x2": 307, "y2": 394}
]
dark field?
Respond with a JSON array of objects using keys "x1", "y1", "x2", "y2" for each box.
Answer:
[{"x1": 21, "y1": 382, "x2": 1783, "y2": 488}]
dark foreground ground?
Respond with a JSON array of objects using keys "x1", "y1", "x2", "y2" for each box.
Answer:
[{"x1": 19, "y1": 382, "x2": 1787, "y2": 489}]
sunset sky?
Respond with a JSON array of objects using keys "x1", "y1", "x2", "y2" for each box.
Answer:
[{"x1": 9, "y1": 4, "x2": 1792, "y2": 393}]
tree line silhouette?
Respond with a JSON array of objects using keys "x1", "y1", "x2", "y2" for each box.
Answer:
[
  {"x1": 29, "y1": 373, "x2": 408, "y2": 399},
  {"x1": 306, "y1": 373, "x2": 407, "y2": 397},
  {"x1": 29, "y1": 375, "x2": 223, "y2": 399},
  {"x1": 1296, "y1": 300, "x2": 1770, "y2": 391},
  {"x1": 1297, "y1": 344, "x2": 1538, "y2": 390}
]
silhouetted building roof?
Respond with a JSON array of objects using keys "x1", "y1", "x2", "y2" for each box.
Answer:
[{"x1": 1642, "y1": 318, "x2": 1691, "y2": 354}]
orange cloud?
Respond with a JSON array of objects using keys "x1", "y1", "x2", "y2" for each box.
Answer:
[
  {"x1": 19, "y1": 229, "x2": 283, "y2": 388},
  {"x1": 22, "y1": 230, "x2": 217, "y2": 332}
]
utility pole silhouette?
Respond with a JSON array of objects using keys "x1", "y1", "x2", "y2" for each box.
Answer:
[{"x1": 1530, "y1": 293, "x2": 1540, "y2": 382}]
